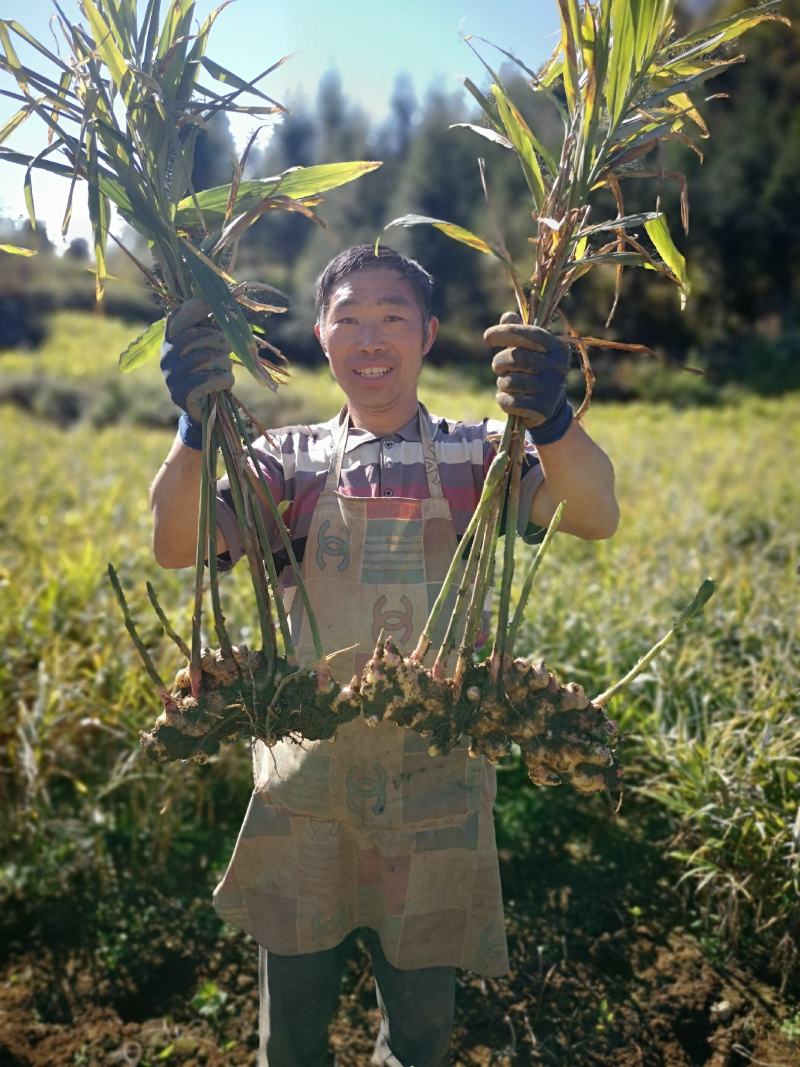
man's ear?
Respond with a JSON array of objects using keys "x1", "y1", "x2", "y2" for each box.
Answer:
[
  {"x1": 422, "y1": 315, "x2": 439, "y2": 357},
  {"x1": 314, "y1": 322, "x2": 329, "y2": 359}
]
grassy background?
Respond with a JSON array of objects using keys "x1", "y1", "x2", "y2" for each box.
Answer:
[{"x1": 1, "y1": 312, "x2": 798, "y2": 1010}]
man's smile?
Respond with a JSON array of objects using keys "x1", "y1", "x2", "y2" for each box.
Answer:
[{"x1": 352, "y1": 365, "x2": 393, "y2": 379}]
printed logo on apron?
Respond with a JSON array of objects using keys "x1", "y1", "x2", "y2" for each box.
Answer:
[
  {"x1": 345, "y1": 760, "x2": 388, "y2": 819},
  {"x1": 371, "y1": 593, "x2": 414, "y2": 644},
  {"x1": 311, "y1": 904, "x2": 347, "y2": 946},
  {"x1": 315, "y1": 518, "x2": 350, "y2": 572}
]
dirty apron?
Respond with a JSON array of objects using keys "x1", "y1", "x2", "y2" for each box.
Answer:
[{"x1": 213, "y1": 406, "x2": 509, "y2": 976}]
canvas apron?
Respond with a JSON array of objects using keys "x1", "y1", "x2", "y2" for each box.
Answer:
[{"x1": 213, "y1": 407, "x2": 509, "y2": 976}]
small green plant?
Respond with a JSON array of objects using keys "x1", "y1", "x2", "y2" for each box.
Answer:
[
  {"x1": 780, "y1": 1010, "x2": 800, "y2": 1042},
  {"x1": 190, "y1": 980, "x2": 228, "y2": 1030},
  {"x1": 71, "y1": 1044, "x2": 91, "y2": 1066},
  {"x1": 595, "y1": 995, "x2": 615, "y2": 1032}
]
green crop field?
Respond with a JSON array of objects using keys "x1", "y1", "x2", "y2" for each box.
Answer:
[{"x1": 1, "y1": 311, "x2": 798, "y2": 1064}]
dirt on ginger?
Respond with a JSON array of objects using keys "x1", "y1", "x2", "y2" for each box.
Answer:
[{"x1": 141, "y1": 637, "x2": 621, "y2": 798}]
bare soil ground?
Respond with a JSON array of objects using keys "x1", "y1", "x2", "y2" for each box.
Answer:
[{"x1": 1, "y1": 803, "x2": 797, "y2": 1066}]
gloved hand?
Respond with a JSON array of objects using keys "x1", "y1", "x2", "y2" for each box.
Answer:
[
  {"x1": 485, "y1": 311, "x2": 573, "y2": 445},
  {"x1": 160, "y1": 297, "x2": 235, "y2": 449}
]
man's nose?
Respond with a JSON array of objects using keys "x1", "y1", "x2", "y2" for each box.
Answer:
[{"x1": 357, "y1": 323, "x2": 386, "y2": 351}]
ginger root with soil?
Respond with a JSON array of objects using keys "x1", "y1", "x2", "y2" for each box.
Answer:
[{"x1": 140, "y1": 636, "x2": 621, "y2": 797}]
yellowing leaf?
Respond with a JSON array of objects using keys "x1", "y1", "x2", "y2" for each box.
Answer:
[
  {"x1": 555, "y1": 0, "x2": 580, "y2": 111},
  {"x1": 86, "y1": 128, "x2": 109, "y2": 301},
  {"x1": 605, "y1": 0, "x2": 636, "y2": 128},
  {"x1": 0, "y1": 243, "x2": 36, "y2": 255},
  {"x1": 0, "y1": 102, "x2": 33, "y2": 145},
  {"x1": 82, "y1": 0, "x2": 133, "y2": 104},
  {"x1": 678, "y1": 4, "x2": 789, "y2": 52},
  {"x1": 580, "y1": 1, "x2": 598, "y2": 139},
  {"x1": 538, "y1": 40, "x2": 564, "y2": 88},
  {"x1": 385, "y1": 214, "x2": 501, "y2": 258},
  {"x1": 48, "y1": 71, "x2": 73, "y2": 144},
  {"x1": 0, "y1": 20, "x2": 28, "y2": 93},
  {"x1": 23, "y1": 165, "x2": 35, "y2": 228},
  {"x1": 668, "y1": 91, "x2": 709, "y2": 137},
  {"x1": 645, "y1": 214, "x2": 690, "y2": 308},
  {"x1": 490, "y1": 84, "x2": 549, "y2": 207}
]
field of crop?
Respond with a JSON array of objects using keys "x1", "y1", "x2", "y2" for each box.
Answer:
[{"x1": 1, "y1": 311, "x2": 799, "y2": 1065}]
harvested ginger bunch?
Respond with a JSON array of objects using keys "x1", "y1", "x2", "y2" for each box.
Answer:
[{"x1": 141, "y1": 636, "x2": 621, "y2": 797}]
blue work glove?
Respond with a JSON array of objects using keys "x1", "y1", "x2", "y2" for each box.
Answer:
[
  {"x1": 160, "y1": 297, "x2": 234, "y2": 449},
  {"x1": 485, "y1": 312, "x2": 573, "y2": 445}
]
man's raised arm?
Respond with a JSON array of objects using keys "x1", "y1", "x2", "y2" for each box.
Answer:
[
  {"x1": 486, "y1": 313, "x2": 619, "y2": 541},
  {"x1": 528, "y1": 423, "x2": 618, "y2": 540},
  {"x1": 150, "y1": 299, "x2": 235, "y2": 569},
  {"x1": 150, "y1": 438, "x2": 230, "y2": 568}
]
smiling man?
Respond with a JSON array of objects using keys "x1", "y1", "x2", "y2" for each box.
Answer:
[
  {"x1": 315, "y1": 254, "x2": 437, "y2": 434},
  {"x1": 151, "y1": 244, "x2": 618, "y2": 1067}
]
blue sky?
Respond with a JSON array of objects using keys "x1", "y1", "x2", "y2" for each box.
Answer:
[{"x1": 0, "y1": 0, "x2": 560, "y2": 249}]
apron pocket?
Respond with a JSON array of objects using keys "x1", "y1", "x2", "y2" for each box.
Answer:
[
  {"x1": 252, "y1": 719, "x2": 485, "y2": 833},
  {"x1": 330, "y1": 723, "x2": 481, "y2": 831}
]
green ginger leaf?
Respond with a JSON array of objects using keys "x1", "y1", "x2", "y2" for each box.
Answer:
[{"x1": 119, "y1": 317, "x2": 167, "y2": 373}]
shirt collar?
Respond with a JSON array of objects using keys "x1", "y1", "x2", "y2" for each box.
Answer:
[{"x1": 331, "y1": 403, "x2": 444, "y2": 453}]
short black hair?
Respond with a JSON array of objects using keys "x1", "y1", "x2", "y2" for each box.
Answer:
[{"x1": 314, "y1": 244, "x2": 434, "y2": 328}]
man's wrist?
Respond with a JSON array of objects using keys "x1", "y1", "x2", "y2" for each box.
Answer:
[
  {"x1": 526, "y1": 398, "x2": 573, "y2": 445},
  {"x1": 178, "y1": 411, "x2": 203, "y2": 450}
]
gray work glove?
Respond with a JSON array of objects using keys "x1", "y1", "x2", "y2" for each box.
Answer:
[
  {"x1": 160, "y1": 297, "x2": 234, "y2": 449},
  {"x1": 485, "y1": 311, "x2": 573, "y2": 445}
]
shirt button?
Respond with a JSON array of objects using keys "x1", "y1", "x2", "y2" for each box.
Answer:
[
  {"x1": 384, "y1": 489, "x2": 393, "y2": 496},
  {"x1": 385, "y1": 459, "x2": 392, "y2": 469},
  {"x1": 385, "y1": 440, "x2": 393, "y2": 449}
]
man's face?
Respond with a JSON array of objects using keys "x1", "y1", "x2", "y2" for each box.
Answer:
[{"x1": 315, "y1": 267, "x2": 438, "y2": 421}]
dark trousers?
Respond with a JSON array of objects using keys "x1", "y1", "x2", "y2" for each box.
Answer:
[{"x1": 257, "y1": 927, "x2": 455, "y2": 1066}]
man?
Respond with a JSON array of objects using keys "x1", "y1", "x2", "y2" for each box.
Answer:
[{"x1": 151, "y1": 244, "x2": 618, "y2": 1066}]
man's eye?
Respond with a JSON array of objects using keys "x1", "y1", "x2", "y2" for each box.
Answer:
[
  {"x1": 385, "y1": 315, "x2": 404, "y2": 323},
  {"x1": 336, "y1": 318, "x2": 357, "y2": 325}
]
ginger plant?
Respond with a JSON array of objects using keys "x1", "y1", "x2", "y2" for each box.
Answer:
[
  {"x1": 386, "y1": 0, "x2": 786, "y2": 694},
  {"x1": 0, "y1": 0, "x2": 380, "y2": 691}
]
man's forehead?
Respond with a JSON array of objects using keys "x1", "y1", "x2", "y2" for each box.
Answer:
[{"x1": 327, "y1": 269, "x2": 416, "y2": 309}]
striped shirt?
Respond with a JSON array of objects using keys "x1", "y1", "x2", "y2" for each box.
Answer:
[{"x1": 216, "y1": 405, "x2": 545, "y2": 575}]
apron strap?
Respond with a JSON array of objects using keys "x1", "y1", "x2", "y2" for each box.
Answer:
[
  {"x1": 418, "y1": 404, "x2": 444, "y2": 499},
  {"x1": 325, "y1": 410, "x2": 350, "y2": 492},
  {"x1": 324, "y1": 404, "x2": 444, "y2": 498}
]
